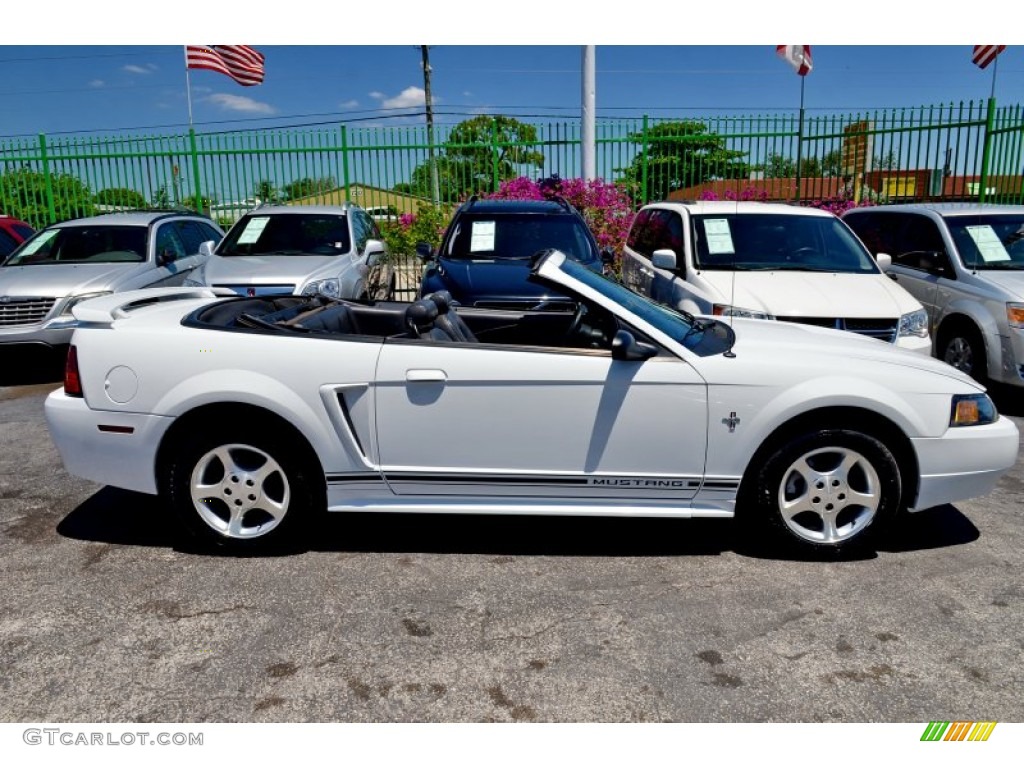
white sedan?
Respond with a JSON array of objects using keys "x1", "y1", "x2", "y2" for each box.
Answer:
[{"x1": 44, "y1": 250, "x2": 1019, "y2": 557}]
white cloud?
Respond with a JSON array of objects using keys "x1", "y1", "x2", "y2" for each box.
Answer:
[
  {"x1": 123, "y1": 64, "x2": 157, "y2": 75},
  {"x1": 372, "y1": 86, "x2": 427, "y2": 110},
  {"x1": 89, "y1": 79, "x2": 105, "y2": 88},
  {"x1": 204, "y1": 93, "x2": 276, "y2": 115},
  {"x1": 339, "y1": 99, "x2": 359, "y2": 109}
]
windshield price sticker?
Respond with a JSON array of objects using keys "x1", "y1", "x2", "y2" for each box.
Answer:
[
  {"x1": 704, "y1": 219, "x2": 736, "y2": 255},
  {"x1": 470, "y1": 221, "x2": 496, "y2": 252},
  {"x1": 18, "y1": 229, "x2": 58, "y2": 256},
  {"x1": 966, "y1": 225, "x2": 1011, "y2": 262},
  {"x1": 237, "y1": 217, "x2": 271, "y2": 245}
]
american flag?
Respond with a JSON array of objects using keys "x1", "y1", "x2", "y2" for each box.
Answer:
[
  {"x1": 972, "y1": 46, "x2": 1006, "y2": 69},
  {"x1": 776, "y1": 45, "x2": 813, "y2": 76},
  {"x1": 186, "y1": 45, "x2": 265, "y2": 86}
]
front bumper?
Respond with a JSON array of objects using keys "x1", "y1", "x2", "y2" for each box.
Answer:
[
  {"x1": 895, "y1": 333, "x2": 932, "y2": 355},
  {"x1": 909, "y1": 415, "x2": 1020, "y2": 511},
  {"x1": 44, "y1": 390, "x2": 173, "y2": 495},
  {"x1": 0, "y1": 322, "x2": 75, "y2": 349}
]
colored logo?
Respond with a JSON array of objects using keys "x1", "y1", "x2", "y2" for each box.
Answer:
[{"x1": 921, "y1": 722, "x2": 997, "y2": 741}]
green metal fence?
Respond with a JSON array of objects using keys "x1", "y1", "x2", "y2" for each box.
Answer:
[{"x1": 3, "y1": 100, "x2": 1024, "y2": 231}]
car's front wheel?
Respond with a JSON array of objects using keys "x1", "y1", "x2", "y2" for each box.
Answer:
[
  {"x1": 941, "y1": 325, "x2": 986, "y2": 383},
  {"x1": 164, "y1": 425, "x2": 321, "y2": 552},
  {"x1": 748, "y1": 428, "x2": 901, "y2": 557}
]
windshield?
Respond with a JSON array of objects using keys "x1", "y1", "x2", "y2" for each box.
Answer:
[
  {"x1": 691, "y1": 213, "x2": 878, "y2": 273},
  {"x1": 557, "y1": 257, "x2": 733, "y2": 354},
  {"x1": 218, "y1": 213, "x2": 351, "y2": 256},
  {"x1": 444, "y1": 213, "x2": 597, "y2": 263},
  {"x1": 3, "y1": 225, "x2": 147, "y2": 266},
  {"x1": 945, "y1": 214, "x2": 1024, "y2": 270}
]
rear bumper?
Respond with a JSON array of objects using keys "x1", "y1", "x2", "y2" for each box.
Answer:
[
  {"x1": 909, "y1": 416, "x2": 1020, "y2": 511},
  {"x1": 44, "y1": 390, "x2": 172, "y2": 495}
]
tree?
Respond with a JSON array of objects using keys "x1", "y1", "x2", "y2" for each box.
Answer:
[
  {"x1": 761, "y1": 153, "x2": 796, "y2": 178},
  {"x1": 0, "y1": 168, "x2": 94, "y2": 228},
  {"x1": 873, "y1": 150, "x2": 899, "y2": 170},
  {"x1": 94, "y1": 187, "x2": 148, "y2": 209},
  {"x1": 280, "y1": 176, "x2": 336, "y2": 202},
  {"x1": 618, "y1": 120, "x2": 749, "y2": 203},
  {"x1": 254, "y1": 179, "x2": 280, "y2": 204},
  {"x1": 151, "y1": 185, "x2": 172, "y2": 208},
  {"x1": 396, "y1": 115, "x2": 545, "y2": 201}
]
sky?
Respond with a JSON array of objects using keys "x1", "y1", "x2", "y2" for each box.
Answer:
[{"x1": 2, "y1": 6, "x2": 1022, "y2": 138}]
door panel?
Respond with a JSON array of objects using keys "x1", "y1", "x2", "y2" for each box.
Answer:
[{"x1": 374, "y1": 340, "x2": 708, "y2": 502}]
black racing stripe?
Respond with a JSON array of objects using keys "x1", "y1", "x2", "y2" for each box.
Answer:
[
  {"x1": 326, "y1": 473, "x2": 383, "y2": 483},
  {"x1": 386, "y1": 473, "x2": 702, "y2": 487}
]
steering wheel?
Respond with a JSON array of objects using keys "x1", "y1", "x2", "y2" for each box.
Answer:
[
  {"x1": 790, "y1": 246, "x2": 820, "y2": 261},
  {"x1": 566, "y1": 302, "x2": 588, "y2": 338}
]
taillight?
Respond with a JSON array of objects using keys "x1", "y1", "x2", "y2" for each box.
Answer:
[{"x1": 64, "y1": 345, "x2": 83, "y2": 397}]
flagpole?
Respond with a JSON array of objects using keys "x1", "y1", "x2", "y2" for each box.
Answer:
[
  {"x1": 183, "y1": 45, "x2": 194, "y2": 128},
  {"x1": 795, "y1": 74, "x2": 805, "y2": 203},
  {"x1": 990, "y1": 53, "x2": 999, "y2": 100}
]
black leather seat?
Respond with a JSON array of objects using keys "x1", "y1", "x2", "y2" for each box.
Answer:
[
  {"x1": 293, "y1": 304, "x2": 356, "y2": 333},
  {"x1": 425, "y1": 290, "x2": 478, "y2": 343},
  {"x1": 405, "y1": 298, "x2": 450, "y2": 341}
]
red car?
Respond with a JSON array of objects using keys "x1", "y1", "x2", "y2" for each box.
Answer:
[{"x1": 0, "y1": 215, "x2": 34, "y2": 260}]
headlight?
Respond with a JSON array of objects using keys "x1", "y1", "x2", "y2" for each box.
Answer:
[
  {"x1": 44, "y1": 291, "x2": 113, "y2": 328},
  {"x1": 898, "y1": 308, "x2": 929, "y2": 338},
  {"x1": 1006, "y1": 303, "x2": 1024, "y2": 328},
  {"x1": 949, "y1": 393, "x2": 998, "y2": 427},
  {"x1": 712, "y1": 304, "x2": 773, "y2": 320},
  {"x1": 302, "y1": 278, "x2": 341, "y2": 298}
]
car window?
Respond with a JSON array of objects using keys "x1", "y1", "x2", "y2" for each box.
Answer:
[
  {"x1": 199, "y1": 223, "x2": 223, "y2": 244},
  {"x1": 943, "y1": 213, "x2": 1024, "y2": 271},
  {"x1": 352, "y1": 212, "x2": 370, "y2": 251},
  {"x1": 888, "y1": 215, "x2": 953, "y2": 274},
  {"x1": 155, "y1": 223, "x2": 187, "y2": 261},
  {"x1": 444, "y1": 212, "x2": 596, "y2": 263},
  {"x1": 175, "y1": 220, "x2": 216, "y2": 253},
  {"x1": 218, "y1": 213, "x2": 352, "y2": 256},
  {"x1": 843, "y1": 212, "x2": 893, "y2": 256},
  {"x1": 626, "y1": 209, "x2": 654, "y2": 256},
  {"x1": 3, "y1": 225, "x2": 147, "y2": 266},
  {"x1": 691, "y1": 213, "x2": 878, "y2": 273}
]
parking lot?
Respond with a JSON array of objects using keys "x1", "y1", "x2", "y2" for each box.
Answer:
[{"x1": 1, "y1": 364, "x2": 1023, "y2": 723}]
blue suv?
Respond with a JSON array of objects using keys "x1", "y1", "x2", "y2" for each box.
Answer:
[{"x1": 417, "y1": 197, "x2": 608, "y2": 309}]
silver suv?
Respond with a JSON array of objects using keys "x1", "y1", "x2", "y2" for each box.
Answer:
[
  {"x1": 187, "y1": 204, "x2": 393, "y2": 300},
  {"x1": 0, "y1": 210, "x2": 223, "y2": 352},
  {"x1": 843, "y1": 203, "x2": 1024, "y2": 386}
]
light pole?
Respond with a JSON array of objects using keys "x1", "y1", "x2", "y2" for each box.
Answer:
[{"x1": 421, "y1": 45, "x2": 441, "y2": 205}]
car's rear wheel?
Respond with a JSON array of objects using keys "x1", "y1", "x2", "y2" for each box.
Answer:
[
  {"x1": 164, "y1": 425, "x2": 320, "y2": 552},
  {"x1": 749, "y1": 429, "x2": 901, "y2": 558},
  {"x1": 941, "y1": 325, "x2": 986, "y2": 383}
]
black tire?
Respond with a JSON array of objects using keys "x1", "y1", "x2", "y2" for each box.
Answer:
[
  {"x1": 746, "y1": 428, "x2": 901, "y2": 558},
  {"x1": 940, "y1": 325, "x2": 987, "y2": 384},
  {"x1": 162, "y1": 423, "x2": 321, "y2": 553}
]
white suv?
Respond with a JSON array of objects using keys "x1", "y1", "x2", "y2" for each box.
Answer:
[
  {"x1": 621, "y1": 201, "x2": 930, "y2": 352},
  {"x1": 843, "y1": 203, "x2": 1024, "y2": 386}
]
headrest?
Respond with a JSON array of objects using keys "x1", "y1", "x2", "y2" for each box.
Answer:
[
  {"x1": 405, "y1": 298, "x2": 438, "y2": 329},
  {"x1": 425, "y1": 290, "x2": 453, "y2": 314}
]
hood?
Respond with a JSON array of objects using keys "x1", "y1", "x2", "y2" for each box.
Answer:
[
  {"x1": 725, "y1": 315, "x2": 979, "y2": 387},
  {"x1": 204, "y1": 254, "x2": 346, "y2": 285},
  {"x1": 697, "y1": 271, "x2": 918, "y2": 317},
  {"x1": 972, "y1": 269, "x2": 1024, "y2": 301},
  {"x1": 0, "y1": 262, "x2": 147, "y2": 298},
  {"x1": 436, "y1": 258, "x2": 576, "y2": 303}
]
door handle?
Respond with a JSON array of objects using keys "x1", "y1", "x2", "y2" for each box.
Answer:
[{"x1": 406, "y1": 369, "x2": 447, "y2": 383}]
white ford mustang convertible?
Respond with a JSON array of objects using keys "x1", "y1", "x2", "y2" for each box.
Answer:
[{"x1": 44, "y1": 250, "x2": 1019, "y2": 557}]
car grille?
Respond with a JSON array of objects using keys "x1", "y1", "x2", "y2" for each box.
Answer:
[
  {"x1": 215, "y1": 284, "x2": 296, "y2": 297},
  {"x1": 0, "y1": 297, "x2": 57, "y2": 327},
  {"x1": 778, "y1": 316, "x2": 898, "y2": 344}
]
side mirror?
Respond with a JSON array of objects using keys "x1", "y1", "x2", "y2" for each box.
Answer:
[
  {"x1": 415, "y1": 242, "x2": 435, "y2": 261},
  {"x1": 875, "y1": 252, "x2": 892, "y2": 271},
  {"x1": 364, "y1": 238, "x2": 386, "y2": 264},
  {"x1": 612, "y1": 329, "x2": 658, "y2": 361},
  {"x1": 651, "y1": 248, "x2": 677, "y2": 271},
  {"x1": 198, "y1": 240, "x2": 215, "y2": 258}
]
